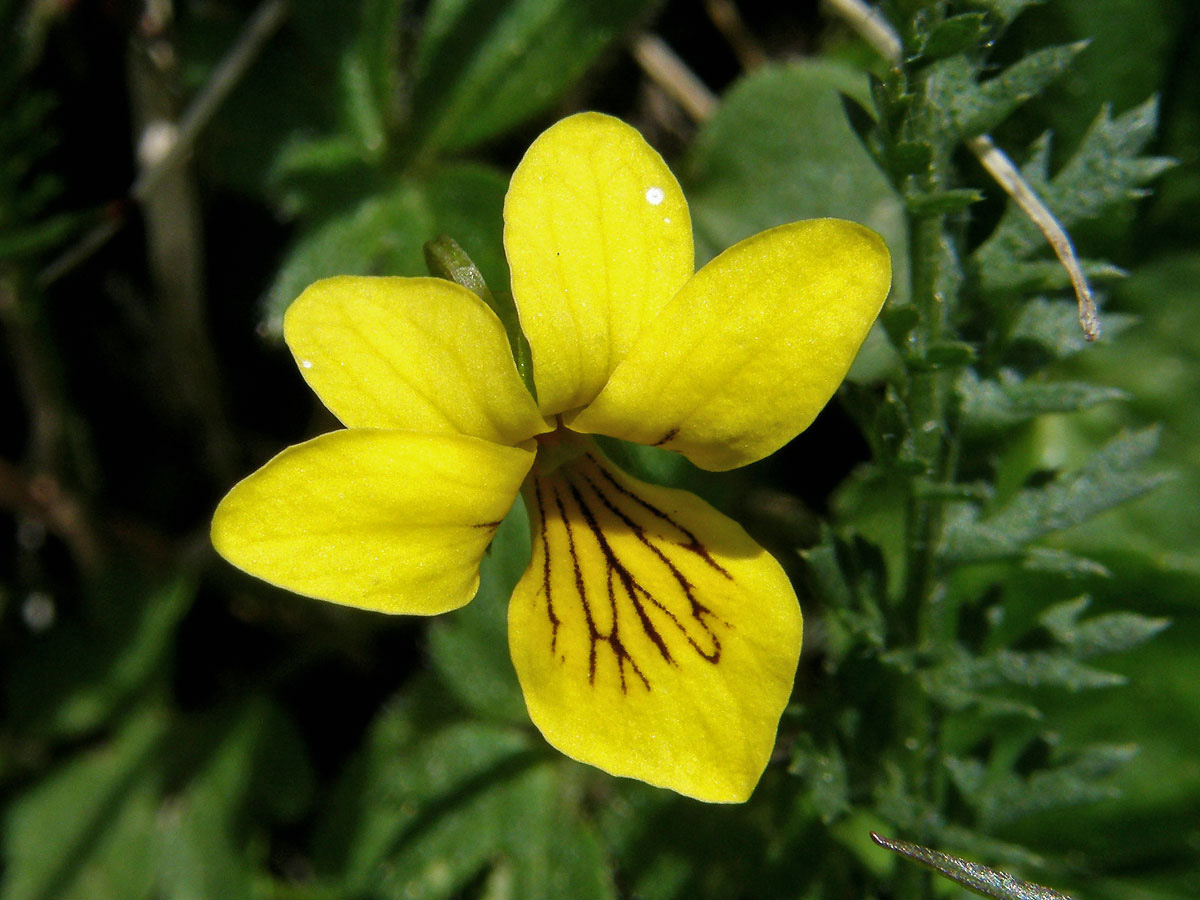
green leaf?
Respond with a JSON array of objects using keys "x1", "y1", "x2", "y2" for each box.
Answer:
[
  {"x1": 977, "y1": 257, "x2": 1125, "y2": 297},
  {"x1": 800, "y1": 528, "x2": 889, "y2": 654},
  {"x1": 905, "y1": 187, "x2": 984, "y2": 216},
  {"x1": 915, "y1": 13, "x2": 990, "y2": 63},
  {"x1": 946, "y1": 742, "x2": 1138, "y2": 828},
  {"x1": 155, "y1": 698, "x2": 314, "y2": 900},
  {"x1": 426, "y1": 502, "x2": 530, "y2": 723},
  {"x1": 1007, "y1": 297, "x2": 1137, "y2": 361},
  {"x1": 261, "y1": 163, "x2": 509, "y2": 335},
  {"x1": 943, "y1": 428, "x2": 1170, "y2": 564},
  {"x1": 881, "y1": 303, "x2": 921, "y2": 345},
  {"x1": 890, "y1": 140, "x2": 934, "y2": 176},
  {"x1": 921, "y1": 340, "x2": 979, "y2": 368},
  {"x1": 314, "y1": 679, "x2": 548, "y2": 895},
  {"x1": 407, "y1": 0, "x2": 650, "y2": 157},
  {"x1": 1020, "y1": 547, "x2": 1110, "y2": 579},
  {"x1": 684, "y1": 59, "x2": 908, "y2": 299},
  {"x1": 961, "y1": 0, "x2": 1047, "y2": 25},
  {"x1": 788, "y1": 735, "x2": 851, "y2": 824},
  {"x1": 951, "y1": 42, "x2": 1087, "y2": 138},
  {"x1": 0, "y1": 210, "x2": 83, "y2": 260},
  {"x1": 975, "y1": 99, "x2": 1174, "y2": 268},
  {"x1": 958, "y1": 369, "x2": 1126, "y2": 430},
  {"x1": 1, "y1": 710, "x2": 166, "y2": 900},
  {"x1": 1038, "y1": 596, "x2": 1170, "y2": 658},
  {"x1": 838, "y1": 90, "x2": 882, "y2": 159},
  {"x1": 922, "y1": 645, "x2": 1128, "y2": 713},
  {"x1": 6, "y1": 574, "x2": 193, "y2": 739}
]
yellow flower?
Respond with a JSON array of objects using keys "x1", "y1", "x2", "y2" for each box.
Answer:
[{"x1": 212, "y1": 112, "x2": 891, "y2": 803}]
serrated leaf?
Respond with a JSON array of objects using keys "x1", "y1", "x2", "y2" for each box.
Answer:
[
  {"x1": 840, "y1": 382, "x2": 915, "y2": 470},
  {"x1": 1039, "y1": 596, "x2": 1170, "y2": 658},
  {"x1": 881, "y1": 303, "x2": 921, "y2": 345},
  {"x1": 961, "y1": 0, "x2": 1047, "y2": 25},
  {"x1": 891, "y1": 140, "x2": 934, "y2": 176},
  {"x1": 915, "y1": 13, "x2": 990, "y2": 63},
  {"x1": 922, "y1": 340, "x2": 979, "y2": 367},
  {"x1": 943, "y1": 428, "x2": 1169, "y2": 564},
  {"x1": 788, "y1": 735, "x2": 851, "y2": 824},
  {"x1": 1020, "y1": 547, "x2": 1110, "y2": 578},
  {"x1": 1, "y1": 709, "x2": 167, "y2": 900},
  {"x1": 952, "y1": 42, "x2": 1087, "y2": 138},
  {"x1": 977, "y1": 256, "x2": 1125, "y2": 296},
  {"x1": 922, "y1": 645, "x2": 1127, "y2": 713},
  {"x1": 946, "y1": 743, "x2": 1137, "y2": 829},
  {"x1": 800, "y1": 529, "x2": 889, "y2": 654},
  {"x1": 1008, "y1": 297, "x2": 1137, "y2": 360},
  {"x1": 407, "y1": 0, "x2": 650, "y2": 156},
  {"x1": 958, "y1": 369, "x2": 1126, "y2": 430},
  {"x1": 975, "y1": 98, "x2": 1174, "y2": 268}
]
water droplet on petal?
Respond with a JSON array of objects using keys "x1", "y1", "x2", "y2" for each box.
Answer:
[
  {"x1": 300, "y1": 359, "x2": 314, "y2": 369},
  {"x1": 645, "y1": 186, "x2": 665, "y2": 206}
]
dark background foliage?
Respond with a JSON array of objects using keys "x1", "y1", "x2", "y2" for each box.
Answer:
[{"x1": 1, "y1": 1, "x2": 1198, "y2": 898}]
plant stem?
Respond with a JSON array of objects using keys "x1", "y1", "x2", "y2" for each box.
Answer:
[{"x1": 895, "y1": 52, "x2": 963, "y2": 900}]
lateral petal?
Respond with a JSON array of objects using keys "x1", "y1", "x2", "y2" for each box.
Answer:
[
  {"x1": 508, "y1": 450, "x2": 802, "y2": 802},
  {"x1": 503, "y1": 112, "x2": 694, "y2": 416},
  {"x1": 284, "y1": 276, "x2": 549, "y2": 445},
  {"x1": 570, "y1": 219, "x2": 891, "y2": 470},
  {"x1": 212, "y1": 430, "x2": 534, "y2": 615}
]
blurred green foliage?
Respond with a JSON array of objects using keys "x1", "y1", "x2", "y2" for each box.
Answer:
[{"x1": 1, "y1": 1, "x2": 1198, "y2": 899}]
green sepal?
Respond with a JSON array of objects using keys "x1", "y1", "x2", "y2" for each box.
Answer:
[{"x1": 423, "y1": 234, "x2": 537, "y2": 400}]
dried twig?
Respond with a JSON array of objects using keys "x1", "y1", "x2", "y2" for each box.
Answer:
[
  {"x1": 705, "y1": 0, "x2": 767, "y2": 70},
  {"x1": 631, "y1": 33, "x2": 718, "y2": 123},
  {"x1": 0, "y1": 458, "x2": 102, "y2": 572}
]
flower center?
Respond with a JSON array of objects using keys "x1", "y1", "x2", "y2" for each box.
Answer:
[{"x1": 533, "y1": 418, "x2": 589, "y2": 475}]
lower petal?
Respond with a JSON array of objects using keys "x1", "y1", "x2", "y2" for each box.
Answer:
[
  {"x1": 212, "y1": 430, "x2": 534, "y2": 614},
  {"x1": 508, "y1": 450, "x2": 802, "y2": 802}
]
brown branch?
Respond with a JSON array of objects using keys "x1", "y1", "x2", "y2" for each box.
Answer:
[
  {"x1": 705, "y1": 0, "x2": 767, "y2": 70},
  {"x1": 0, "y1": 458, "x2": 102, "y2": 572},
  {"x1": 631, "y1": 33, "x2": 718, "y2": 123}
]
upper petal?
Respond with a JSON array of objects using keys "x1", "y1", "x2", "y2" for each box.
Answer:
[
  {"x1": 284, "y1": 276, "x2": 549, "y2": 445},
  {"x1": 503, "y1": 112, "x2": 694, "y2": 416},
  {"x1": 508, "y1": 450, "x2": 802, "y2": 802},
  {"x1": 212, "y1": 430, "x2": 534, "y2": 614},
  {"x1": 570, "y1": 219, "x2": 891, "y2": 470}
]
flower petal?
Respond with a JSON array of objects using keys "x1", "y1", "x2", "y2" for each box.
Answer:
[
  {"x1": 508, "y1": 450, "x2": 802, "y2": 802},
  {"x1": 570, "y1": 219, "x2": 891, "y2": 470},
  {"x1": 503, "y1": 112, "x2": 694, "y2": 416},
  {"x1": 212, "y1": 430, "x2": 534, "y2": 614},
  {"x1": 284, "y1": 276, "x2": 550, "y2": 444}
]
